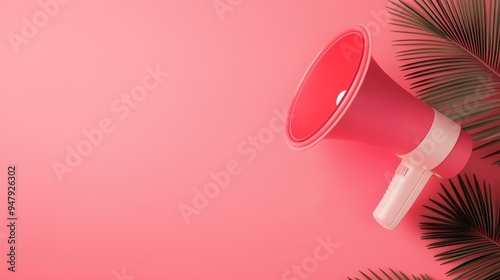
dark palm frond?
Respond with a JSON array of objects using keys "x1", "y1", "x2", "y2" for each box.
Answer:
[
  {"x1": 347, "y1": 268, "x2": 433, "y2": 280},
  {"x1": 389, "y1": 0, "x2": 500, "y2": 165},
  {"x1": 420, "y1": 174, "x2": 500, "y2": 279}
]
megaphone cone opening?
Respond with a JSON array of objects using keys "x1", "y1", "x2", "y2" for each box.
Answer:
[{"x1": 286, "y1": 25, "x2": 372, "y2": 150}]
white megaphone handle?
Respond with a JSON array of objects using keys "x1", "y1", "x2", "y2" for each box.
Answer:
[{"x1": 373, "y1": 160, "x2": 434, "y2": 230}]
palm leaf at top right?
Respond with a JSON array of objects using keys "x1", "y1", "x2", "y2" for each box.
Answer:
[{"x1": 389, "y1": 0, "x2": 500, "y2": 165}]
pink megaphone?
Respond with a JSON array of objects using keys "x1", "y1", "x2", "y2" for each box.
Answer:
[{"x1": 285, "y1": 25, "x2": 472, "y2": 230}]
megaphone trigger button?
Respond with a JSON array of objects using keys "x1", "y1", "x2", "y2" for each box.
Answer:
[{"x1": 395, "y1": 164, "x2": 409, "y2": 177}]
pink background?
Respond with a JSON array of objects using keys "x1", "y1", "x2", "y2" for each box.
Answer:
[{"x1": 0, "y1": 0, "x2": 498, "y2": 279}]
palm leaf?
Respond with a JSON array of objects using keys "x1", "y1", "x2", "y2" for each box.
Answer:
[
  {"x1": 420, "y1": 174, "x2": 500, "y2": 279},
  {"x1": 389, "y1": 0, "x2": 500, "y2": 165},
  {"x1": 347, "y1": 268, "x2": 433, "y2": 280}
]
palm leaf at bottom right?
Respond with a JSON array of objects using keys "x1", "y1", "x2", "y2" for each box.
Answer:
[{"x1": 420, "y1": 174, "x2": 500, "y2": 280}]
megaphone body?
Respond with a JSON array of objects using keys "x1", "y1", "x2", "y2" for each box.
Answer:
[{"x1": 285, "y1": 25, "x2": 472, "y2": 230}]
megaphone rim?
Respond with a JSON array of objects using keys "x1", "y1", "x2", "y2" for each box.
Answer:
[{"x1": 285, "y1": 24, "x2": 373, "y2": 150}]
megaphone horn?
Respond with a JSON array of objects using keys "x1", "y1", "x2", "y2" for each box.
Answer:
[{"x1": 285, "y1": 25, "x2": 472, "y2": 230}]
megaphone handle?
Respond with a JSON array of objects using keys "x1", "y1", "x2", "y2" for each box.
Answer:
[{"x1": 373, "y1": 160, "x2": 434, "y2": 230}]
